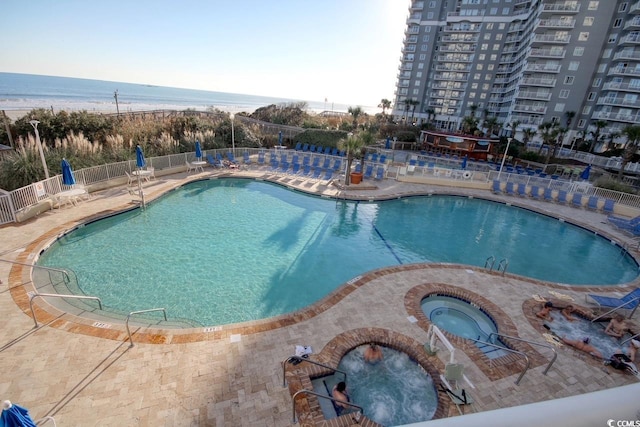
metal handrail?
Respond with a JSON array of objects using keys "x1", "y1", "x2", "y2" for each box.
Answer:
[
  {"x1": 291, "y1": 389, "x2": 362, "y2": 424},
  {"x1": 497, "y1": 258, "x2": 509, "y2": 276},
  {"x1": 282, "y1": 355, "x2": 347, "y2": 387},
  {"x1": 484, "y1": 256, "x2": 495, "y2": 271},
  {"x1": 126, "y1": 308, "x2": 167, "y2": 347},
  {"x1": 0, "y1": 258, "x2": 74, "y2": 287},
  {"x1": 591, "y1": 297, "x2": 640, "y2": 322},
  {"x1": 468, "y1": 338, "x2": 529, "y2": 385},
  {"x1": 621, "y1": 332, "x2": 640, "y2": 346},
  {"x1": 29, "y1": 292, "x2": 102, "y2": 328},
  {"x1": 488, "y1": 332, "x2": 557, "y2": 376}
]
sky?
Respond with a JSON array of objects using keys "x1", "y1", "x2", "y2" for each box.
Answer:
[{"x1": 2, "y1": 0, "x2": 408, "y2": 108}]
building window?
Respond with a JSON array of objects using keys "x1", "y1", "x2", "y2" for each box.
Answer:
[
  {"x1": 486, "y1": 23, "x2": 493, "y2": 30},
  {"x1": 613, "y1": 18, "x2": 622, "y2": 28},
  {"x1": 485, "y1": 74, "x2": 492, "y2": 80},
  {"x1": 427, "y1": 12, "x2": 434, "y2": 19},
  {"x1": 476, "y1": 64, "x2": 484, "y2": 70},
  {"x1": 502, "y1": 7, "x2": 509, "y2": 14},
  {"x1": 602, "y1": 49, "x2": 611, "y2": 58},
  {"x1": 608, "y1": 35, "x2": 617, "y2": 43},
  {"x1": 493, "y1": 44, "x2": 500, "y2": 50},
  {"x1": 481, "y1": 43, "x2": 488, "y2": 50},
  {"x1": 419, "y1": 54, "x2": 427, "y2": 60},
  {"x1": 482, "y1": 83, "x2": 490, "y2": 90},
  {"x1": 480, "y1": 93, "x2": 487, "y2": 99},
  {"x1": 554, "y1": 103, "x2": 565, "y2": 112},
  {"x1": 620, "y1": 3, "x2": 628, "y2": 12},
  {"x1": 565, "y1": 76, "x2": 575, "y2": 84},
  {"x1": 598, "y1": 64, "x2": 607, "y2": 73},
  {"x1": 499, "y1": 23, "x2": 505, "y2": 30},
  {"x1": 587, "y1": 92, "x2": 596, "y2": 101},
  {"x1": 426, "y1": 26, "x2": 431, "y2": 32},
  {"x1": 593, "y1": 78, "x2": 601, "y2": 87},
  {"x1": 559, "y1": 90, "x2": 569, "y2": 98},
  {"x1": 484, "y1": 33, "x2": 491, "y2": 40},
  {"x1": 488, "y1": 64, "x2": 494, "y2": 70},
  {"x1": 418, "y1": 63, "x2": 425, "y2": 69},
  {"x1": 583, "y1": 17, "x2": 594, "y2": 26},
  {"x1": 490, "y1": 54, "x2": 497, "y2": 61},
  {"x1": 578, "y1": 32, "x2": 589, "y2": 41},
  {"x1": 568, "y1": 61, "x2": 579, "y2": 71},
  {"x1": 429, "y1": 1, "x2": 436, "y2": 7},
  {"x1": 582, "y1": 106, "x2": 591, "y2": 114},
  {"x1": 416, "y1": 72, "x2": 422, "y2": 78},
  {"x1": 574, "y1": 47, "x2": 584, "y2": 56},
  {"x1": 490, "y1": 7, "x2": 498, "y2": 14},
  {"x1": 495, "y1": 34, "x2": 502, "y2": 40},
  {"x1": 578, "y1": 119, "x2": 586, "y2": 128},
  {"x1": 422, "y1": 35, "x2": 430, "y2": 42},
  {"x1": 421, "y1": 44, "x2": 428, "y2": 51},
  {"x1": 588, "y1": 1, "x2": 598, "y2": 10},
  {"x1": 479, "y1": 54, "x2": 485, "y2": 60},
  {"x1": 474, "y1": 73, "x2": 481, "y2": 80},
  {"x1": 413, "y1": 89, "x2": 420, "y2": 95},
  {"x1": 415, "y1": 80, "x2": 421, "y2": 86},
  {"x1": 469, "y1": 92, "x2": 476, "y2": 98},
  {"x1": 471, "y1": 83, "x2": 478, "y2": 89}
]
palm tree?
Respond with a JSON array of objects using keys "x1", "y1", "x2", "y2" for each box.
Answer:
[
  {"x1": 348, "y1": 106, "x2": 363, "y2": 130},
  {"x1": 483, "y1": 116, "x2": 499, "y2": 137},
  {"x1": 522, "y1": 128, "x2": 536, "y2": 148},
  {"x1": 507, "y1": 120, "x2": 521, "y2": 139},
  {"x1": 607, "y1": 131, "x2": 621, "y2": 151},
  {"x1": 564, "y1": 111, "x2": 576, "y2": 129},
  {"x1": 338, "y1": 131, "x2": 367, "y2": 185},
  {"x1": 588, "y1": 120, "x2": 608, "y2": 153},
  {"x1": 619, "y1": 125, "x2": 640, "y2": 178},
  {"x1": 378, "y1": 99, "x2": 391, "y2": 115},
  {"x1": 406, "y1": 99, "x2": 420, "y2": 124},
  {"x1": 537, "y1": 121, "x2": 558, "y2": 158}
]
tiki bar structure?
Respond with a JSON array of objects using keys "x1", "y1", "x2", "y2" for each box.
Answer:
[{"x1": 419, "y1": 130, "x2": 499, "y2": 161}]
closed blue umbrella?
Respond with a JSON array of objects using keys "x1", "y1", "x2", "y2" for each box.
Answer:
[
  {"x1": 278, "y1": 131, "x2": 283, "y2": 146},
  {"x1": 61, "y1": 158, "x2": 76, "y2": 186},
  {"x1": 385, "y1": 136, "x2": 391, "y2": 149},
  {"x1": 461, "y1": 156, "x2": 468, "y2": 170},
  {"x1": 580, "y1": 165, "x2": 591, "y2": 180},
  {"x1": 136, "y1": 145, "x2": 146, "y2": 169},
  {"x1": 1, "y1": 400, "x2": 37, "y2": 427},
  {"x1": 195, "y1": 140, "x2": 202, "y2": 161}
]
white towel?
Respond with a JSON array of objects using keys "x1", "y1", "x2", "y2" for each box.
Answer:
[{"x1": 295, "y1": 345, "x2": 313, "y2": 357}]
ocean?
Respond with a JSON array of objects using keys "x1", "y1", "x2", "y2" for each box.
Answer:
[{"x1": 0, "y1": 72, "x2": 374, "y2": 116}]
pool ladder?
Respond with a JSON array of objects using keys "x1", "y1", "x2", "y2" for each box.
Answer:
[{"x1": 484, "y1": 256, "x2": 508, "y2": 276}]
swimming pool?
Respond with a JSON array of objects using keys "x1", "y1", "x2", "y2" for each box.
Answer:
[
  {"x1": 421, "y1": 295, "x2": 508, "y2": 359},
  {"x1": 37, "y1": 178, "x2": 639, "y2": 327},
  {"x1": 330, "y1": 345, "x2": 438, "y2": 425}
]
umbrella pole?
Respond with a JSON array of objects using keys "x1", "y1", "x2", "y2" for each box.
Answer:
[{"x1": 137, "y1": 173, "x2": 145, "y2": 209}]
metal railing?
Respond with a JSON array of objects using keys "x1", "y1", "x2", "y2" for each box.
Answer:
[
  {"x1": 484, "y1": 256, "x2": 496, "y2": 270},
  {"x1": 469, "y1": 338, "x2": 529, "y2": 385},
  {"x1": 487, "y1": 332, "x2": 557, "y2": 377},
  {"x1": 281, "y1": 355, "x2": 347, "y2": 387},
  {"x1": 496, "y1": 258, "x2": 509, "y2": 276},
  {"x1": 126, "y1": 308, "x2": 167, "y2": 347},
  {"x1": 291, "y1": 389, "x2": 362, "y2": 424},
  {"x1": 29, "y1": 293, "x2": 102, "y2": 328},
  {"x1": 590, "y1": 297, "x2": 640, "y2": 322},
  {"x1": 0, "y1": 258, "x2": 75, "y2": 289}
]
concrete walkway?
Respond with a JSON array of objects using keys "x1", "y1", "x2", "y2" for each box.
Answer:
[{"x1": 1, "y1": 166, "x2": 639, "y2": 426}]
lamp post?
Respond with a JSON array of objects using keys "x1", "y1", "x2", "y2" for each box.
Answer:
[
  {"x1": 496, "y1": 137, "x2": 512, "y2": 181},
  {"x1": 230, "y1": 113, "x2": 235, "y2": 152},
  {"x1": 29, "y1": 120, "x2": 50, "y2": 179}
]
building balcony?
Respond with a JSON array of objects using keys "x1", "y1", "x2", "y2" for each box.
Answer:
[
  {"x1": 592, "y1": 111, "x2": 639, "y2": 123},
  {"x1": 435, "y1": 54, "x2": 473, "y2": 63},
  {"x1": 516, "y1": 91, "x2": 552, "y2": 101},
  {"x1": 431, "y1": 82, "x2": 467, "y2": 90},
  {"x1": 597, "y1": 97, "x2": 640, "y2": 108},
  {"x1": 603, "y1": 81, "x2": 640, "y2": 92},
  {"x1": 531, "y1": 34, "x2": 571, "y2": 44},
  {"x1": 511, "y1": 114, "x2": 544, "y2": 126},
  {"x1": 513, "y1": 104, "x2": 547, "y2": 114},
  {"x1": 441, "y1": 34, "x2": 479, "y2": 43},
  {"x1": 520, "y1": 77, "x2": 557, "y2": 87},
  {"x1": 402, "y1": 45, "x2": 416, "y2": 53},
  {"x1": 621, "y1": 34, "x2": 640, "y2": 45},
  {"x1": 613, "y1": 50, "x2": 640, "y2": 61},
  {"x1": 541, "y1": 3, "x2": 580, "y2": 13},
  {"x1": 438, "y1": 45, "x2": 476, "y2": 53},
  {"x1": 631, "y1": 1, "x2": 640, "y2": 14},
  {"x1": 410, "y1": 1, "x2": 424, "y2": 10},
  {"x1": 608, "y1": 67, "x2": 640, "y2": 77},
  {"x1": 397, "y1": 72, "x2": 412, "y2": 80},
  {"x1": 434, "y1": 64, "x2": 471, "y2": 72},
  {"x1": 538, "y1": 19, "x2": 576, "y2": 29},
  {"x1": 524, "y1": 63, "x2": 561, "y2": 73},
  {"x1": 398, "y1": 81, "x2": 410, "y2": 88},
  {"x1": 624, "y1": 17, "x2": 640, "y2": 30},
  {"x1": 443, "y1": 24, "x2": 481, "y2": 32},
  {"x1": 433, "y1": 73, "x2": 468, "y2": 82},
  {"x1": 398, "y1": 63, "x2": 413, "y2": 71},
  {"x1": 529, "y1": 48, "x2": 565, "y2": 58}
]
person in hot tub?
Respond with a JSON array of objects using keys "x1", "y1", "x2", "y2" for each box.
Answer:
[
  {"x1": 560, "y1": 336, "x2": 603, "y2": 359},
  {"x1": 364, "y1": 343, "x2": 383, "y2": 363}
]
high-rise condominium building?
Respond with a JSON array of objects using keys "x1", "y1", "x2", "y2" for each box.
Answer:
[{"x1": 393, "y1": 0, "x2": 640, "y2": 147}]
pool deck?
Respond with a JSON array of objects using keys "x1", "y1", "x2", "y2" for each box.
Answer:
[{"x1": 1, "y1": 165, "x2": 640, "y2": 426}]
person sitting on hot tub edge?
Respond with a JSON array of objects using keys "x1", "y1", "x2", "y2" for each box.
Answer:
[
  {"x1": 332, "y1": 381, "x2": 350, "y2": 415},
  {"x1": 364, "y1": 343, "x2": 383, "y2": 363}
]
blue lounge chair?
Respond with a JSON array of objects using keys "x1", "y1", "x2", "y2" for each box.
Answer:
[
  {"x1": 300, "y1": 164, "x2": 312, "y2": 177},
  {"x1": 363, "y1": 164, "x2": 374, "y2": 179},
  {"x1": 571, "y1": 193, "x2": 583, "y2": 208},
  {"x1": 557, "y1": 190, "x2": 568, "y2": 205},
  {"x1": 603, "y1": 199, "x2": 615, "y2": 214},
  {"x1": 302, "y1": 143, "x2": 309, "y2": 152},
  {"x1": 322, "y1": 169, "x2": 333, "y2": 181},
  {"x1": 587, "y1": 288, "x2": 640, "y2": 313},
  {"x1": 607, "y1": 215, "x2": 640, "y2": 231},
  {"x1": 292, "y1": 154, "x2": 299, "y2": 165},
  {"x1": 354, "y1": 163, "x2": 362, "y2": 173},
  {"x1": 491, "y1": 180, "x2": 502, "y2": 194},
  {"x1": 316, "y1": 145, "x2": 324, "y2": 153},
  {"x1": 243, "y1": 151, "x2": 250, "y2": 165},
  {"x1": 227, "y1": 152, "x2": 237, "y2": 164},
  {"x1": 324, "y1": 146, "x2": 331, "y2": 155},
  {"x1": 257, "y1": 152, "x2": 265, "y2": 166},
  {"x1": 302, "y1": 156, "x2": 310, "y2": 166},
  {"x1": 374, "y1": 167, "x2": 384, "y2": 181},
  {"x1": 379, "y1": 154, "x2": 387, "y2": 164},
  {"x1": 586, "y1": 196, "x2": 599, "y2": 211},
  {"x1": 269, "y1": 160, "x2": 279, "y2": 172},
  {"x1": 290, "y1": 163, "x2": 300, "y2": 175},
  {"x1": 339, "y1": 150, "x2": 346, "y2": 157},
  {"x1": 505, "y1": 182, "x2": 516, "y2": 196},
  {"x1": 543, "y1": 188, "x2": 554, "y2": 202},
  {"x1": 280, "y1": 153, "x2": 288, "y2": 163},
  {"x1": 530, "y1": 185, "x2": 541, "y2": 200},
  {"x1": 371, "y1": 153, "x2": 379, "y2": 162},
  {"x1": 517, "y1": 183, "x2": 527, "y2": 197},
  {"x1": 278, "y1": 162, "x2": 290, "y2": 174},
  {"x1": 310, "y1": 144, "x2": 316, "y2": 152},
  {"x1": 322, "y1": 157, "x2": 331, "y2": 169},
  {"x1": 331, "y1": 147, "x2": 338, "y2": 156},
  {"x1": 207, "y1": 154, "x2": 219, "y2": 168},
  {"x1": 311, "y1": 157, "x2": 320, "y2": 168},
  {"x1": 332, "y1": 159, "x2": 342, "y2": 172},
  {"x1": 311, "y1": 167, "x2": 323, "y2": 180},
  {"x1": 294, "y1": 142, "x2": 302, "y2": 151}
]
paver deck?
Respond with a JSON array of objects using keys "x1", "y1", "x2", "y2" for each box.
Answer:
[{"x1": 1, "y1": 165, "x2": 639, "y2": 426}]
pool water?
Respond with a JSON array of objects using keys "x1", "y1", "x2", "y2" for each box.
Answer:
[
  {"x1": 422, "y1": 295, "x2": 508, "y2": 358},
  {"x1": 330, "y1": 345, "x2": 437, "y2": 426},
  {"x1": 546, "y1": 311, "x2": 635, "y2": 359},
  {"x1": 37, "y1": 178, "x2": 639, "y2": 327}
]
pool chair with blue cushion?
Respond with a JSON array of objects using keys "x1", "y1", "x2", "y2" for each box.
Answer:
[
  {"x1": 243, "y1": 151, "x2": 250, "y2": 165},
  {"x1": 322, "y1": 157, "x2": 331, "y2": 169},
  {"x1": 311, "y1": 156, "x2": 320, "y2": 169},
  {"x1": 556, "y1": 190, "x2": 568, "y2": 205},
  {"x1": 491, "y1": 180, "x2": 502, "y2": 194},
  {"x1": 374, "y1": 167, "x2": 384, "y2": 181},
  {"x1": 363, "y1": 164, "x2": 374, "y2": 179},
  {"x1": 586, "y1": 195, "x2": 599, "y2": 211},
  {"x1": 300, "y1": 164, "x2": 312, "y2": 177},
  {"x1": 331, "y1": 147, "x2": 339, "y2": 156},
  {"x1": 354, "y1": 163, "x2": 362, "y2": 173},
  {"x1": 332, "y1": 158, "x2": 342, "y2": 172},
  {"x1": 571, "y1": 193, "x2": 583, "y2": 208},
  {"x1": 294, "y1": 142, "x2": 302, "y2": 151},
  {"x1": 603, "y1": 199, "x2": 615, "y2": 214},
  {"x1": 311, "y1": 167, "x2": 323, "y2": 180},
  {"x1": 207, "y1": 154, "x2": 219, "y2": 168},
  {"x1": 257, "y1": 151, "x2": 265, "y2": 166},
  {"x1": 530, "y1": 185, "x2": 541, "y2": 200},
  {"x1": 379, "y1": 154, "x2": 387, "y2": 164},
  {"x1": 543, "y1": 187, "x2": 554, "y2": 202},
  {"x1": 586, "y1": 288, "x2": 640, "y2": 317},
  {"x1": 517, "y1": 183, "x2": 527, "y2": 197},
  {"x1": 607, "y1": 215, "x2": 640, "y2": 231},
  {"x1": 322, "y1": 169, "x2": 333, "y2": 182},
  {"x1": 302, "y1": 143, "x2": 309, "y2": 152},
  {"x1": 505, "y1": 182, "x2": 517, "y2": 196}
]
